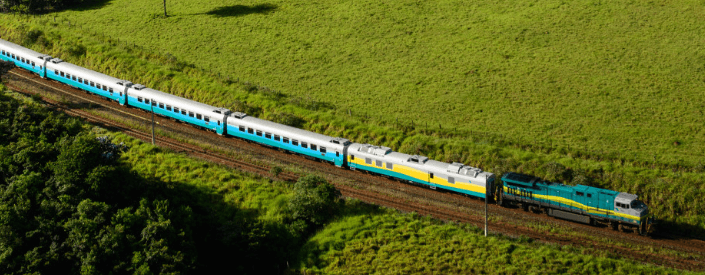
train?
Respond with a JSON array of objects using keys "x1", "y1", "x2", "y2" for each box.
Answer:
[{"x1": 0, "y1": 38, "x2": 655, "y2": 235}]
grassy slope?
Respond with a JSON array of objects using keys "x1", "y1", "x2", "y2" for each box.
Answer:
[
  {"x1": 301, "y1": 209, "x2": 685, "y2": 274},
  {"x1": 32, "y1": 0, "x2": 705, "y2": 166},
  {"x1": 102, "y1": 130, "x2": 685, "y2": 273}
]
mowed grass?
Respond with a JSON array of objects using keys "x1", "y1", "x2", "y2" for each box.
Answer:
[
  {"x1": 24, "y1": 0, "x2": 705, "y2": 166},
  {"x1": 2, "y1": 0, "x2": 705, "y2": 234}
]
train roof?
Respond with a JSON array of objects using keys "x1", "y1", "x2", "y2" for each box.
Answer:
[
  {"x1": 129, "y1": 86, "x2": 229, "y2": 116},
  {"x1": 502, "y1": 172, "x2": 625, "y2": 198},
  {"x1": 45, "y1": 58, "x2": 126, "y2": 89},
  {"x1": 0, "y1": 39, "x2": 50, "y2": 61},
  {"x1": 229, "y1": 113, "x2": 350, "y2": 148}
]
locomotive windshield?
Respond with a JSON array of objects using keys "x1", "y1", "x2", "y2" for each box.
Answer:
[{"x1": 631, "y1": 200, "x2": 646, "y2": 209}]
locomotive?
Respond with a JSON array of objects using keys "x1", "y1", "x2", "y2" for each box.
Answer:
[{"x1": 0, "y1": 37, "x2": 654, "y2": 235}]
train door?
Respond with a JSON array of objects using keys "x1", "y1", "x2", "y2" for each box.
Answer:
[{"x1": 585, "y1": 193, "x2": 599, "y2": 212}]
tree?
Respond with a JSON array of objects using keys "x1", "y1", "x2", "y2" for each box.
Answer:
[{"x1": 287, "y1": 175, "x2": 342, "y2": 235}]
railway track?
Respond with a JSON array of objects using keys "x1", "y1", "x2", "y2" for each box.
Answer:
[{"x1": 3, "y1": 68, "x2": 704, "y2": 271}]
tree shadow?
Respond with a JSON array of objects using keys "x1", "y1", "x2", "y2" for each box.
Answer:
[
  {"x1": 205, "y1": 4, "x2": 277, "y2": 17},
  {"x1": 64, "y1": 0, "x2": 114, "y2": 12}
]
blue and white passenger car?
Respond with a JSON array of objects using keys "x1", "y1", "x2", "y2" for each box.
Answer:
[
  {"x1": 0, "y1": 39, "x2": 51, "y2": 77},
  {"x1": 45, "y1": 58, "x2": 129, "y2": 105},
  {"x1": 225, "y1": 112, "x2": 350, "y2": 167},
  {"x1": 126, "y1": 86, "x2": 229, "y2": 135}
]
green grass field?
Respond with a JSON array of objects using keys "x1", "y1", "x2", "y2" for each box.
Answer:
[
  {"x1": 1, "y1": 0, "x2": 704, "y2": 236},
  {"x1": 22, "y1": 0, "x2": 705, "y2": 166}
]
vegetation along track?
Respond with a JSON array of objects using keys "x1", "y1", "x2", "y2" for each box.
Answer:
[{"x1": 3, "y1": 68, "x2": 704, "y2": 271}]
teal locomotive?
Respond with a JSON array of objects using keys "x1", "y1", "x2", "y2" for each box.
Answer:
[{"x1": 498, "y1": 172, "x2": 655, "y2": 235}]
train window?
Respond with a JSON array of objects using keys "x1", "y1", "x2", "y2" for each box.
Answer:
[
  {"x1": 274, "y1": 135, "x2": 280, "y2": 141},
  {"x1": 587, "y1": 194, "x2": 592, "y2": 198},
  {"x1": 265, "y1": 132, "x2": 271, "y2": 139},
  {"x1": 386, "y1": 162, "x2": 393, "y2": 169},
  {"x1": 32, "y1": 61, "x2": 35, "y2": 66},
  {"x1": 283, "y1": 137, "x2": 289, "y2": 143},
  {"x1": 204, "y1": 116, "x2": 209, "y2": 122},
  {"x1": 152, "y1": 101, "x2": 157, "y2": 106},
  {"x1": 350, "y1": 155, "x2": 355, "y2": 160},
  {"x1": 301, "y1": 142, "x2": 308, "y2": 148},
  {"x1": 320, "y1": 147, "x2": 326, "y2": 153},
  {"x1": 173, "y1": 107, "x2": 179, "y2": 113},
  {"x1": 145, "y1": 99, "x2": 150, "y2": 105},
  {"x1": 109, "y1": 87, "x2": 114, "y2": 93},
  {"x1": 375, "y1": 160, "x2": 382, "y2": 167},
  {"x1": 365, "y1": 158, "x2": 372, "y2": 165},
  {"x1": 180, "y1": 110, "x2": 186, "y2": 115},
  {"x1": 292, "y1": 140, "x2": 299, "y2": 146},
  {"x1": 60, "y1": 71, "x2": 64, "y2": 77},
  {"x1": 159, "y1": 103, "x2": 164, "y2": 109},
  {"x1": 55, "y1": 70, "x2": 59, "y2": 75},
  {"x1": 166, "y1": 105, "x2": 172, "y2": 111},
  {"x1": 217, "y1": 120, "x2": 220, "y2": 126},
  {"x1": 239, "y1": 126, "x2": 245, "y2": 132},
  {"x1": 576, "y1": 192, "x2": 584, "y2": 196},
  {"x1": 448, "y1": 177, "x2": 455, "y2": 184},
  {"x1": 196, "y1": 114, "x2": 202, "y2": 119},
  {"x1": 311, "y1": 144, "x2": 317, "y2": 150},
  {"x1": 102, "y1": 86, "x2": 107, "y2": 91},
  {"x1": 336, "y1": 151, "x2": 340, "y2": 157},
  {"x1": 247, "y1": 128, "x2": 253, "y2": 134},
  {"x1": 21, "y1": 57, "x2": 24, "y2": 62},
  {"x1": 90, "y1": 81, "x2": 95, "y2": 87},
  {"x1": 84, "y1": 79, "x2": 88, "y2": 84},
  {"x1": 256, "y1": 130, "x2": 262, "y2": 136},
  {"x1": 73, "y1": 76, "x2": 77, "y2": 81},
  {"x1": 430, "y1": 173, "x2": 434, "y2": 179},
  {"x1": 189, "y1": 112, "x2": 194, "y2": 117},
  {"x1": 66, "y1": 73, "x2": 70, "y2": 79},
  {"x1": 138, "y1": 97, "x2": 143, "y2": 102},
  {"x1": 78, "y1": 77, "x2": 82, "y2": 83}
]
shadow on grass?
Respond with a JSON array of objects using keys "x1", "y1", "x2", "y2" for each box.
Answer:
[
  {"x1": 65, "y1": 0, "x2": 114, "y2": 11},
  {"x1": 205, "y1": 4, "x2": 277, "y2": 17}
]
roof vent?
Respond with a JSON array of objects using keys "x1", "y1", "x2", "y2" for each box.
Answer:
[
  {"x1": 50, "y1": 58, "x2": 63, "y2": 64},
  {"x1": 408, "y1": 155, "x2": 428, "y2": 164},
  {"x1": 117, "y1": 80, "x2": 133, "y2": 87},
  {"x1": 447, "y1": 162, "x2": 464, "y2": 174},
  {"x1": 38, "y1": 55, "x2": 51, "y2": 60},
  {"x1": 330, "y1": 137, "x2": 350, "y2": 145},
  {"x1": 213, "y1": 108, "x2": 231, "y2": 115},
  {"x1": 132, "y1": 84, "x2": 146, "y2": 90},
  {"x1": 231, "y1": 112, "x2": 247, "y2": 119}
]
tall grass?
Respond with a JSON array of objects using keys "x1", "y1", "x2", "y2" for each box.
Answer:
[{"x1": 299, "y1": 207, "x2": 688, "y2": 274}]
